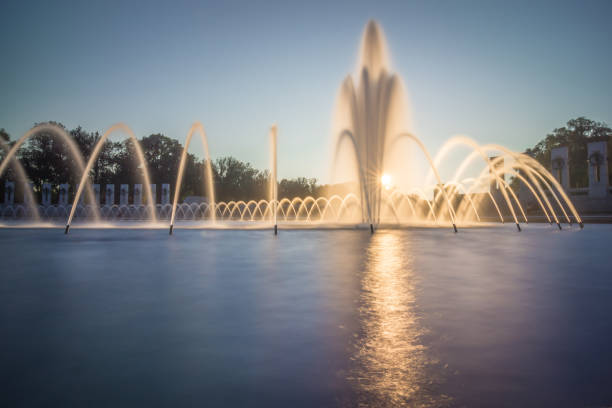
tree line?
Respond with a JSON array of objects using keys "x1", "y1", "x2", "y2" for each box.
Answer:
[
  {"x1": 0, "y1": 123, "x2": 320, "y2": 204},
  {"x1": 4, "y1": 117, "x2": 606, "y2": 205}
]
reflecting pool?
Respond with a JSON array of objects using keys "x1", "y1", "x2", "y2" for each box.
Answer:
[{"x1": 0, "y1": 225, "x2": 611, "y2": 407}]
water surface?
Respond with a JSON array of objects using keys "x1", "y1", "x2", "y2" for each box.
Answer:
[{"x1": 1, "y1": 225, "x2": 611, "y2": 407}]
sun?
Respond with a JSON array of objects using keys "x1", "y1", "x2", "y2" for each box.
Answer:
[{"x1": 381, "y1": 173, "x2": 392, "y2": 190}]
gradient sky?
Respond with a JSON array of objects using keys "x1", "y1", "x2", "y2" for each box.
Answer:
[{"x1": 1, "y1": 0, "x2": 611, "y2": 183}]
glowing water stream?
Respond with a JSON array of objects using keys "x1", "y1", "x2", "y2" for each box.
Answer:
[
  {"x1": 66, "y1": 123, "x2": 156, "y2": 232},
  {"x1": 169, "y1": 122, "x2": 216, "y2": 234},
  {"x1": 0, "y1": 123, "x2": 100, "y2": 221},
  {"x1": 0, "y1": 138, "x2": 40, "y2": 221},
  {"x1": 270, "y1": 125, "x2": 278, "y2": 234}
]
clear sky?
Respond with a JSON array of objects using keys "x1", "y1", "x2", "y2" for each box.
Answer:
[{"x1": 1, "y1": 0, "x2": 610, "y2": 183}]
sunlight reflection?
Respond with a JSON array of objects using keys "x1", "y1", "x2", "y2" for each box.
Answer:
[{"x1": 349, "y1": 231, "x2": 449, "y2": 406}]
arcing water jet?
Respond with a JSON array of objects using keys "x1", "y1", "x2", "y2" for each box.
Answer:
[
  {"x1": 169, "y1": 122, "x2": 216, "y2": 234},
  {"x1": 66, "y1": 123, "x2": 156, "y2": 232}
]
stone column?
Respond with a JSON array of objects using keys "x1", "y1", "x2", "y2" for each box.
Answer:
[
  {"x1": 76, "y1": 184, "x2": 85, "y2": 205},
  {"x1": 133, "y1": 184, "x2": 142, "y2": 206},
  {"x1": 105, "y1": 184, "x2": 115, "y2": 206},
  {"x1": 587, "y1": 141, "x2": 609, "y2": 198},
  {"x1": 161, "y1": 184, "x2": 170, "y2": 205},
  {"x1": 93, "y1": 184, "x2": 101, "y2": 205},
  {"x1": 551, "y1": 146, "x2": 569, "y2": 191},
  {"x1": 150, "y1": 184, "x2": 157, "y2": 205},
  {"x1": 58, "y1": 184, "x2": 70, "y2": 206},
  {"x1": 42, "y1": 183, "x2": 52, "y2": 206},
  {"x1": 120, "y1": 184, "x2": 129, "y2": 206},
  {"x1": 4, "y1": 181, "x2": 15, "y2": 205}
]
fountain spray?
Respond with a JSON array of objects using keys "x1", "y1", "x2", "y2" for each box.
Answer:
[{"x1": 270, "y1": 125, "x2": 278, "y2": 235}]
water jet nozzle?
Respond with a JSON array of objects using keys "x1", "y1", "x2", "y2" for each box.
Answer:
[
  {"x1": 169, "y1": 224, "x2": 174, "y2": 235},
  {"x1": 370, "y1": 224, "x2": 374, "y2": 234},
  {"x1": 579, "y1": 222, "x2": 584, "y2": 229},
  {"x1": 453, "y1": 224, "x2": 458, "y2": 233},
  {"x1": 516, "y1": 223, "x2": 521, "y2": 232},
  {"x1": 557, "y1": 222, "x2": 562, "y2": 230},
  {"x1": 64, "y1": 225, "x2": 70, "y2": 234},
  {"x1": 274, "y1": 224, "x2": 277, "y2": 235}
]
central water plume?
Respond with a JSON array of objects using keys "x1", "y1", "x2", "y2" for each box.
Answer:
[{"x1": 332, "y1": 21, "x2": 410, "y2": 226}]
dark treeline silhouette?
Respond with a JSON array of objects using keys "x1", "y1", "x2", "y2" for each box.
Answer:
[{"x1": 0, "y1": 123, "x2": 321, "y2": 204}]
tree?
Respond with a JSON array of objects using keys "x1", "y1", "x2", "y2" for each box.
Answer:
[
  {"x1": 140, "y1": 134, "x2": 183, "y2": 185},
  {"x1": 139, "y1": 133, "x2": 206, "y2": 200},
  {"x1": 525, "y1": 117, "x2": 611, "y2": 187},
  {"x1": 278, "y1": 177, "x2": 317, "y2": 199},
  {"x1": 213, "y1": 157, "x2": 269, "y2": 202},
  {"x1": 16, "y1": 123, "x2": 122, "y2": 199},
  {"x1": 70, "y1": 126, "x2": 119, "y2": 185},
  {"x1": 0, "y1": 129, "x2": 9, "y2": 143},
  {"x1": 18, "y1": 122, "x2": 76, "y2": 188}
]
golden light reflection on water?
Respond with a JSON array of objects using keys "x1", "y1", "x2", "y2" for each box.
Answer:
[{"x1": 348, "y1": 231, "x2": 449, "y2": 407}]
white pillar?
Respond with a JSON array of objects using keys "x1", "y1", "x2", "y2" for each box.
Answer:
[
  {"x1": 105, "y1": 184, "x2": 115, "y2": 206},
  {"x1": 150, "y1": 184, "x2": 157, "y2": 205},
  {"x1": 161, "y1": 184, "x2": 170, "y2": 205},
  {"x1": 120, "y1": 184, "x2": 129, "y2": 206},
  {"x1": 76, "y1": 184, "x2": 85, "y2": 205},
  {"x1": 93, "y1": 184, "x2": 101, "y2": 205},
  {"x1": 551, "y1": 146, "x2": 569, "y2": 191},
  {"x1": 4, "y1": 181, "x2": 15, "y2": 205},
  {"x1": 587, "y1": 141, "x2": 609, "y2": 198},
  {"x1": 42, "y1": 183, "x2": 52, "y2": 206},
  {"x1": 58, "y1": 184, "x2": 70, "y2": 206},
  {"x1": 133, "y1": 184, "x2": 142, "y2": 206}
]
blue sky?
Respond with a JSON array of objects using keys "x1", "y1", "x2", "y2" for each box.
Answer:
[{"x1": 1, "y1": 0, "x2": 610, "y2": 183}]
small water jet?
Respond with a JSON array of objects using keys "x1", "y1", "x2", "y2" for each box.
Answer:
[{"x1": 270, "y1": 125, "x2": 278, "y2": 235}]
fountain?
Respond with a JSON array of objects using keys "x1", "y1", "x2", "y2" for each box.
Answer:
[
  {"x1": 329, "y1": 20, "x2": 582, "y2": 231},
  {"x1": 0, "y1": 20, "x2": 583, "y2": 232}
]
